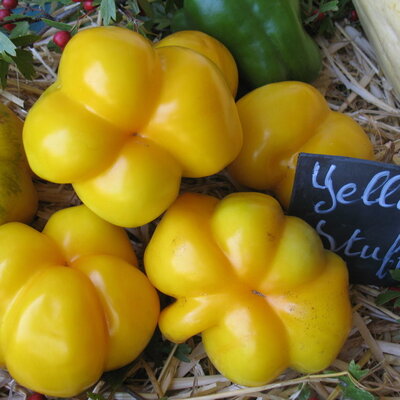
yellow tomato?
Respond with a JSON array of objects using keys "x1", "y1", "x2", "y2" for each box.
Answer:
[
  {"x1": 23, "y1": 27, "x2": 242, "y2": 227},
  {"x1": 155, "y1": 30, "x2": 238, "y2": 96},
  {"x1": 145, "y1": 192, "x2": 352, "y2": 386},
  {"x1": 228, "y1": 81, "x2": 374, "y2": 207},
  {"x1": 0, "y1": 205, "x2": 159, "y2": 397},
  {"x1": 0, "y1": 102, "x2": 37, "y2": 224}
]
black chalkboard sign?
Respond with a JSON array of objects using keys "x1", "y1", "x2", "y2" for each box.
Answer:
[{"x1": 289, "y1": 153, "x2": 400, "y2": 286}]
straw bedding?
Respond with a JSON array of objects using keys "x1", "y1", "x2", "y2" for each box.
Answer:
[{"x1": 0, "y1": 14, "x2": 399, "y2": 400}]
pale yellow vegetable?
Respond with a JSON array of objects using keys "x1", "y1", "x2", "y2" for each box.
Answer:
[{"x1": 353, "y1": 0, "x2": 400, "y2": 98}]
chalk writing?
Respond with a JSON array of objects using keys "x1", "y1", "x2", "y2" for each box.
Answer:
[
  {"x1": 316, "y1": 220, "x2": 400, "y2": 279},
  {"x1": 289, "y1": 154, "x2": 400, "y2": 285},
  {"x1": 311, "y1": 162, "x2": 400, "y2": 214}
]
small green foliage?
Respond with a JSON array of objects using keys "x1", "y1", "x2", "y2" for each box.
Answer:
[
  {"x1": 137, "y1": 0, "x2": 154, "y2": 17},
  {"x1": 390, "y1": 269, "x2": 400, "y2": 281},
  {"x1": 301, "y1": 0, "x2": 355, "y2": 36},
  {"x1": 9, "y1": 21, "x2": 30, "y2": 38},
  {"x1": 0, "y1": 59, "x2": 9, "y2": 88},
  {"x1": 12, "y1": 48, "x2": 35, "y2": 79},
  {"x1": 127, "y1": 0, "x2": 141, "y2": 15},
  {"x1": 0, "y1": 33, "x2": 40, "y2": 86},
  {"x1": 101, "y1": 359, "x2": 139, "y2": 393},
  {"x1": 348, "y1": 360, "x2": 369, "y2": 380},
  {"x1": 339, "y1": 376, "x2": 376, "y2": 400},
  {"x1": 376, "y1": 269, "x2": 400, "y2": 310},
  {"x1": 303, "y1": 0, "x2": 339, "y2": 23},
  {"x1": 42, "y1": 18, "x2": 73, "y2": 31},
  {"x1": 174, "y1": 343, "x2": 191, "y2": 362},
  {"x1": 338, "y1": 361, "x2": 376, "y2": 400},
  {"x1": 87, "y1": 392, "x2": 107, "y2": 400},
  {"x1": 376, "y1": 289, "x2": 400, "y2": 306},
  {"x1": 11, "y1": 34, "x2": 40, "y2": 47},
  {"x1": 47, "y1": 39, "x2": 62, "y2": 53},
  {"x1": 291, "y1": 383, "x2": 313, "y2": 400},
  {"x1": 0, "y1": 0, "x2": 360, "y2": 87},
  {"x1": 100, "y1": 0, "x2": 117, "y2": 25},
  {"x1": 0, "y1": 32, "x2": 16, "y2": 56}
]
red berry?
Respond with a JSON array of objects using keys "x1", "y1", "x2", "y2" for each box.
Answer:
[
  {"x1": 3, "y1": 22, "x2": 14, "y2": 30},
  {"x1": 53, "y1": 30, "x2": 71, "y2": 49},
  {"x1": 312, "y1": 9, "x2": 326, "y2": 21},
  {"x1": 72, "y1": 0, "x2": 82, "y2": 2},
  {"x1": 349, "y1": 9, "x2": 359, "y2": 22},
  {"x1": 0, "y1": 8, "x2": 10, "y2": 20},
  {"x1": 2, "y1": 0, "x2": 17, "y2": 9},
  {"x1": 27, "y1": 394, "x2": 46, "y2": 400},
  {"x1": 83, "y1": 0, "x2": 96, "y2": 11}
]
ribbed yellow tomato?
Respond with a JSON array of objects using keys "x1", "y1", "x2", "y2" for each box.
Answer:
[
  {"x1": 0, "y1": 205, "x2": 159, "y2": 397},
  {"x1": 228, "y1": 81, "x2": 374, "y2": 207},
  {"x1": 145, "y1": 192, "x2": 352, "y2": 386},
  {"x1": 155, "y1": 29, "x2": 238, "y2": 96},
  {"x1": 23, "y1": 27, "x2": 242, "y2": 227}
]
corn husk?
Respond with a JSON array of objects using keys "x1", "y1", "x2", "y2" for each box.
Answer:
[{"x1": 353, "y1": 0, "x2": 400, "y2": 99}]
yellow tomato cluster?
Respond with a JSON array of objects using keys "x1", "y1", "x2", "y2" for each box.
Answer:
[{"x1": 0, "y1": 25, "x2": 377, "y2": 398}]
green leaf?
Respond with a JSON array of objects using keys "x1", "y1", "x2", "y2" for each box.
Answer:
[
  {"x1": 11, "y1": 34, "x2": 40, "y2": 47},
  {"x1": 158, "y1": 17, "x2": 172, "y2": 29},
  {"x1": 338, "y1": 361, "x2": 376, "y2": 400},
  {"x1": 0, "y1": 52, "x2": 13, "y2": 63},
  {"x1": 100, "y1": 0, "x2": 117, "y2": 25},
  {"x1": 47, "y1": 40, "x2": 62, "y2": 53},
  {"x1": 0, "y1": 59, "x2": 9, "y2": 88},
  {"x1": 127, "y1": 0, "x2": 141, "y2": 14},
  {"x1": 339, "y1": 376, "x2": 376, "y2": 400},
  {"x1": 376, "y1": 289, "x2": 400, "y2": 306},
  {"x1": 0, "y1": 31, "x2": 16, "y2": 56},
  {"x1": 394, "y1": 297, "x2": 400, "y2": 308},
  {"x1": 42, "y1": 18, "x2": 73, "y2": 31},
  {"x1": 390, "y1": 269, "x2": 400, "y2": 281},
  {"x1": 174, "y1": 343, "x2": 191, "y2": 362},
  {"x1": 4, "y1": 14, "x2": 35, "y2": 21},
  {"x1": 9, "y1": 21, "x2": 30, "y2": 39},
  {"x1": 319, "y1": 1, "x2": 339, "y2": 13},
  {"x1": 30, "y1": 0, "x2": 53, "y2": 6},
  {"x1": 101, "y1": 359, "x2": 138, "y2": 392},
  {"x1": 70, "y1": 24, "x2": 79, "y2": 36},
  {"x1": 293, "y1": 383, "x2": 313, "y2": 400},
  {"x1": 318, "y1": 15, "x2": 335, "y2": 36},
  {"x1": 348, "y1": 360, "x2": 369, "y2": 380},
  {"x1": 12, "y1": 49, "x2": 35, "y2": 80},
  {"x1": 87, "y1": 393, "x2": 107, "y2": 400},
  {"x1": 137, "y1": 0, "x2": 153, "y2": 17},
  {"x1": 165, "y1": 0, "x2": 178, "y2": 13}
]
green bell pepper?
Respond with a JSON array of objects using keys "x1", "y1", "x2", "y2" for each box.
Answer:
[{"x1": 172, "y1": 0, "x2": 322, "y2": 91}]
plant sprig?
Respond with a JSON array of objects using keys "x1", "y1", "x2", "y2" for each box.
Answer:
[
  {"x1": 0, "y1": 0, "x2": 358, "y2": 88},
  {"x1": 300, "y1": 0, "x2": 356, "y2": 36},
  {"x1": 376, "y1": 269, "x2": 400, "y2": 314}
]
